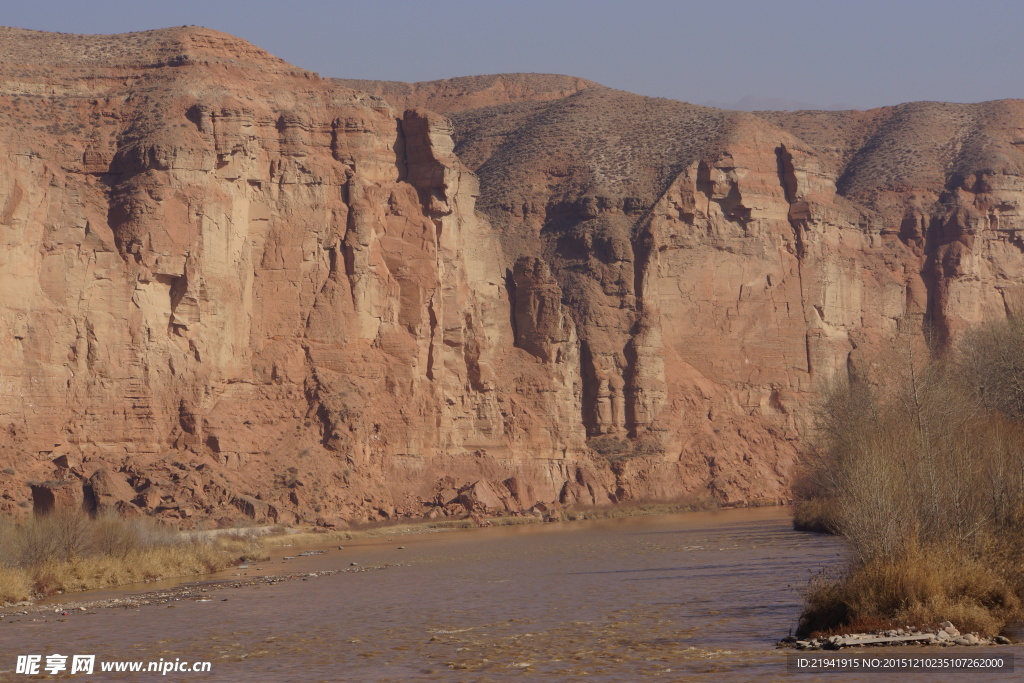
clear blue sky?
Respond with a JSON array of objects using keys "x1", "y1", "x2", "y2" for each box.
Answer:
[{"x1": 4, "y1": 0, "x2": 1023, "y2": 110}]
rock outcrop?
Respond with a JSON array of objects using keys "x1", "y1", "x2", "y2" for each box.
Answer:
[
  {"x1": 0, "y1": 27, "x2": 588, "y2": 525},
  {"x1": 2, "y1": 27, "x2": 1024, "y2": 525},
  {"x1": 380, "y1": 79, "x2": 1024, "y2": 504}
]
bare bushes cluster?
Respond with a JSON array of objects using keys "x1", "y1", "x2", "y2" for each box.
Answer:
[
  {"x1": 0, "y1": 512, "x2": 239, "y2": 603},
  {"x1": 796, "y1": 320, "x2": 1024, "y2": 635}
]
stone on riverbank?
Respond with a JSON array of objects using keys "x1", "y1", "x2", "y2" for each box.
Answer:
[{"x1": 779, "y1": 623, "x2": 1004, "y2": 650}]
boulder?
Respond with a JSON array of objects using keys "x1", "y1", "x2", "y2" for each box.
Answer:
[
  {"x1": 457, "y1": 480, "x2": 504, "y2": 513},
  {"x1": 30, "y1": 481, "x2": 85, "y2": 515},
  {"x1": 52, "y1": 452, "x2": 82, "y2": 473},
  {"x1": 231, "y1": 495, "x2": 278, "y2": 522},
  {"x1": 86, "y1": 468, "x2": 138, "y2": 513}
]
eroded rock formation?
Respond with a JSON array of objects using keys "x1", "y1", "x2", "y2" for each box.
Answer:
[
  {"x1": 374, "y1": 79, "x2": 1024, "y2": 506},
  {"x1": 0, "y1": 27, "x2": 586, "y2": 525},
  {"x1": 2, "y1": 27, "x2": 1024, "y2": 525}
]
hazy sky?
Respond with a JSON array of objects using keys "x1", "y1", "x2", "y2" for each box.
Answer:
[{"x1": 3, "y1": 0, "x2": 1023, "y2": 110}]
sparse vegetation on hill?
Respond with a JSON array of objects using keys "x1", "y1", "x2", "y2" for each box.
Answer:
[
  {"x1": 451, "y1": 88, "x2": 729, "y2": 212},
  {"x1": 795, "y1": 320, "x2": 1024, "y2": 636},
  {"x1": 332, "y1": 73, "x2": 601, "y2": 114},
  {"x1": 0, "y1": 25, "x2": 292, "y2": 71}
]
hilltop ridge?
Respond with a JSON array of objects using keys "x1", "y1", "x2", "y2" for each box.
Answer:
[
  {"x1": 332, "y1": 73, "x2": 601, "y2": 113},
  {"x1": 0, "y1": 25, "x2": 298, "y2": 71}
]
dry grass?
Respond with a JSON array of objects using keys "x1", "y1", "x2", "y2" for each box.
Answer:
[
  {"x1": 0, "y1": 567, "x2": 31, "y2": 604},
  {"x1": 800, "y1": 542, "x2": 1023, "y2": 637},
  {"x1": 29, "y1": 544, "x2": 231, "y2": 597},
  {"x1": 214, "y1": 534, "x2": 271, "y2": 563},
  {"x1": 796, "y1": 319, "x2": 1024, "y2": 636},
  {"x1": 0, "y1": 512, "x2": 254, "y2": 603}
]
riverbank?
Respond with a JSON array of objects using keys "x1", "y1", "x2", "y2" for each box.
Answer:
[
  {"x1": 792, "y1": 320, "x2": 1024, "y2": 639},
  {"x1": 0, "y1": 512, "x2": 271, "y2": 604},
  {"x1": 0, "y1": 498, "x2": 716, "y2": 606},
  {"x1": 0, "y1": 507, "x2": 850, "y2": 681},
  {"x1": 264, "y1": 498, "x2": 720, "y2": 549},
  {"x1": 0, "y1": 500, "x2": 717, "y2": 619},
  {"x1": 779, "y1": 622, "x2": 1014, "y2": 650},
  {"x1": 0, "y1": 553, "x2": 403, "y2": 623}
]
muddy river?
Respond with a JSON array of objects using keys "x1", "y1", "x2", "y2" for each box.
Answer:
[{"x1": 1, "y1": 507, "x2": 1019, "y2": 681}]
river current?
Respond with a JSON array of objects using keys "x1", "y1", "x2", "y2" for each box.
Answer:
[{"x1": 1, "y1": 507, "x2": 1019, "y2": 681}]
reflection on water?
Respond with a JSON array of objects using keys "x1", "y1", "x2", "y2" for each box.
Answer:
[{"x1": 0, "y1": 507, "x2": 1019, "y2": 681}]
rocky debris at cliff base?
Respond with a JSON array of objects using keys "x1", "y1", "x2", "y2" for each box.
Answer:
[{"x1": 778, "y1": 622, "x2": 1014, "y2": 649}]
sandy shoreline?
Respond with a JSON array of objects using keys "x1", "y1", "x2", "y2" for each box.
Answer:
[
  {"x1": 0, "y1": 502, "x2": 734, "y2": 621},
  {"x1": 0, "y1": 557, "x2": 405, "y2": 622},
  {"x1": 0, "y1": 513, "x2": 560, "y2": 619}
]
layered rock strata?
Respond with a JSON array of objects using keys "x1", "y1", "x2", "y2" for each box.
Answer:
[
  {"x1": 0, "y1": 28, "x2": 589, "y2": 525},
  {"x1": 375, "y1": 82, "x2": 1024, "y2": 505},
  {"x1": 3, "y1": 27, "x2": 1024, "y2": 525}
]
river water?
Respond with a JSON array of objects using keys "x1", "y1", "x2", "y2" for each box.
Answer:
[{"x1": 0, "y1": 507, "x2": 1019, "y2": 681}]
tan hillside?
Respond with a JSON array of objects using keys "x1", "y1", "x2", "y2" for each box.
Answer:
[{"x1": 332, "y1": 73, "x2": 601, "y2": 113}]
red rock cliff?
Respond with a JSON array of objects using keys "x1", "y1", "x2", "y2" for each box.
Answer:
[
  {"x1": 3, "y1": 28, "x2": 1023, "y2": 525},
  {"x1": 0, "y1": 27, "x2": 591, "y2": 525}
]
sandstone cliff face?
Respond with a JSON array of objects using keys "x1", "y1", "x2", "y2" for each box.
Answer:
[
  {"x1": 394, "y1": 85, "x2": 1024, "y2": 504},
  {"x1": 0, "y1": 28, "x2": 590, "y2": 525},
  {"x1": 3, "y1": 28, "x2": 1024, "y2": 525}
]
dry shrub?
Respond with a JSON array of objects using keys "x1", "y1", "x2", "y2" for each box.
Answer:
[
  {"x1": 0, "y1": 567, "x2": 30, "y2": 603},
  {"x1": 0, "y1": 512, "x2": 254, "y2": 601},
  {"x1": 797, "y1": 318, "x2": 1024, "y2": 635},
  {"x1": 792, "y1": 498, "x2": 837, "y2": 534},
  {"x1": 27, "y1": 542, "x2": 232, "y2": 596},
  {"x1": 959, "y1": 318, "x2": 1024, "y2": 421},
  {"x1": 213, "y1": 533, "x2": 271, "y2": 563},
  {"x1": 91, "y1": 513, "x2": 141, "y2": 557},
  {"x1": 800, "y1": 544, "x2": 1018, "y2": 636},
  {"x1": 0, "y1": 517, "x2": 18, "y2": 568}
]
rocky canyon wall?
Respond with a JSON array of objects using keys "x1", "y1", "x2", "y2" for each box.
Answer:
[
  {"x1": 0, "y1": 27, "x2": 595, "y2": 525},
  {"x1": 413, "y1": 85, "x2": 1024, "y2": 506},
  {"x1": 3, "y1": 28, "x2": 1024, "y2": 525}
]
